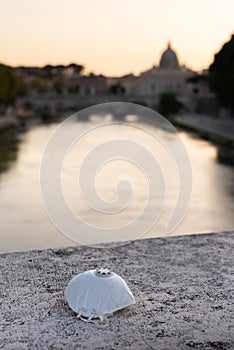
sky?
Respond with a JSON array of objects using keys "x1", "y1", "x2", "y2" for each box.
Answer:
[{"x1": 0, "y1": 0, "x2": 233, "y2": 76}]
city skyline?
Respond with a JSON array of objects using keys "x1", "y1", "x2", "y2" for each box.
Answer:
[{"x1": 0, "y1": 0, "x2": 234, "y2": 76}]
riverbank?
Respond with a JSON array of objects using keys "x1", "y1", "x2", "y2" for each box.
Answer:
[
  {"x1": 1, "y1": 231, "x2": 233, "y2": 349},
  {"x1": 0, "y1": 116, "x2": 17, "y2": 131},
  {"x1": 174, "y1": 114, "x2": 234, "y2": 145}
]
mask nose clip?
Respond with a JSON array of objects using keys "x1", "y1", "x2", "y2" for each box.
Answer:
[{"x1": 95, "y1": 268, "x2": 112, "y2": 277}]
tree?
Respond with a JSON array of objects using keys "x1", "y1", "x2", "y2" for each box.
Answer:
[
  {"x1": 158, "y1": 91, "x2": 181, "y2": 117},
  {"x1": 53, "y1": 78, "x2": 63, "y2": 94},
  {"x1": 0, "y1": 64, "x2": 27, "y2": 110},
  {"x1": 15, "y1": 75, "x2": 27, "y2": 96},
  {"x1": 42, "y1": 63, "x2": 84, "y2": 77},
  {"x1": 209, "y1": 34, "x2": 234, "y2": 115},
  {"x1": 42, "y1": 65, "x2": 54, "y2": 78},
  {"x1": 109, "y1": 84, "x2": 125, "y2": 95},
  {"x1": 67, "y1": 63, "x2": 84, "y2": 75},
  {"x1": 32, "y1": 77, "x2": 49, "y2": 93},
  {"x1": 68, "y1": 83, "x2": 80, "y2": 94}
]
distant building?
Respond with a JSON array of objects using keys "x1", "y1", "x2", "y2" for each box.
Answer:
[
  {"x1": 118, "y1": 42, "x2": 196, "y2": 110},
  {"x1": 15, "y1": 41, "x2": 217, "y2": 114}
]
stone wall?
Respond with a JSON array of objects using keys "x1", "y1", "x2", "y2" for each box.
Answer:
[{"x1": 1, "y1": 231, "x2": 233, "y2": 349}]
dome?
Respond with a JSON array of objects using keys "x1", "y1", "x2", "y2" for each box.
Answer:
[{"x1": 159, "y1": 42, "x2": 179, "y2": 69}]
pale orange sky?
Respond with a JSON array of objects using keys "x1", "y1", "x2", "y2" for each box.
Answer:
[{"x1": 0, "y1": 0, "x2": 233, "y2": 76}]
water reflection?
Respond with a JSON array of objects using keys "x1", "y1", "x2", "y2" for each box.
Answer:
[
  {"x1": 0, "y1": 116, "x2": 233, "y2": 252},
  {"x1": 78, "y1": 106, "x2": 176, "y2": 133},
  {"x1": 0, "y1": 127, "x2": 19, "y2": 175}
]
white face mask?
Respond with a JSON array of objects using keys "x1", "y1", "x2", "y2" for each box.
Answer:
[{"x1": 65, "y1": 268, "x2": 135, "y2": 327}]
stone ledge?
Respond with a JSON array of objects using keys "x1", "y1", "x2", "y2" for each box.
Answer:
[{"x1": 1, "y1": 231, "x2": 234, "y2": 349}]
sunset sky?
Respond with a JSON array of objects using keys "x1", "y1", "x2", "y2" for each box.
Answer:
[{"x1": 0, "y1": 0, "x2": 233, "y2": 76}]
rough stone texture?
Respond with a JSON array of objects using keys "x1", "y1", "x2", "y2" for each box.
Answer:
[{"x1": 0, "y1": 231, "x2": 234, "y2": 350}]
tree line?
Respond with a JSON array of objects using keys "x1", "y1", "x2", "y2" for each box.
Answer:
[
  {"x1": 0, "y1": 64, "x2": 27, "y2": 112},
  {"x1": 0, "y1": 34, "x2": 233, "y2": 116}
]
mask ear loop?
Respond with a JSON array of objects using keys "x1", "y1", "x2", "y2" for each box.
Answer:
[
  {"x1": 93, "y1": 309, "x2": 110, "y2": 328},
  {"x1": 76, "y1": 307, "x2": 112, "y2": 328},
  {"x1": 77, "y1": 307, "x2": 85, "y2": 319}
]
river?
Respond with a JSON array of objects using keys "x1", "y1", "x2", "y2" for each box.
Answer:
[{"x1": 0, "y1": 115, "x2": 234, "y2": 252}]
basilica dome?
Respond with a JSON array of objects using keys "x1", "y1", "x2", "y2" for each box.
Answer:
[{"x1": 159, "y1": 42, "x2": 179, "y2": 69}]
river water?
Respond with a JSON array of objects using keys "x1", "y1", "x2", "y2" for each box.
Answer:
[{"x1": 0, "y1": 115, "x2": 234, "y2": 252}]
